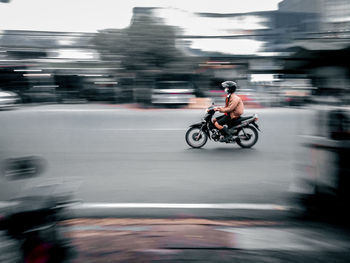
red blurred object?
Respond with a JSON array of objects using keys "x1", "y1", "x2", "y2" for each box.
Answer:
[{"x1": 25, "y1": 243, "x2": 52, "y2": 263}]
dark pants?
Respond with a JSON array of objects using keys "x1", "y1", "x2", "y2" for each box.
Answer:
[{"x1": 216, "y1": 115, "x2": 240, "y2": 128}]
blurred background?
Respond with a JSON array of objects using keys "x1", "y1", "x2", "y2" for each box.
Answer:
[
  {"x1": 0, "y1": 0, "x2": 350, "y2": 262},
  {"x1": 0, "y1": 0, "x2": 349, "y2": 108}
]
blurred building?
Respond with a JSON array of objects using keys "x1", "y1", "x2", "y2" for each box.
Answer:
[
  {"x1": 277, "y1": 0, "x2": 350, "y2": 99},
  {"x1": 279, "y1": 0, "x2": 350, "y2": 31},
  {"x1": 278, "y1": 0, "x2": 322, "y2": 13},
  {"x1": 323, "y1": 0, "x2": 350, "y2": 31},
  {"x1": 0, "y1": 30, "x2": 127, "y2": 103}
]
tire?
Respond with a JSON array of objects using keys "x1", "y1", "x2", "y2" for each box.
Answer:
[
  {"x1": 185, "y1": 127, "x2": 208, "y2": 148},
  {"x1": 236, "y1": 125, "x2": 259, "y2": 148}
]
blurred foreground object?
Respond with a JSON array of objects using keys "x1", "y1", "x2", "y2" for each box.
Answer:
[
  {"x1": 282, "y1": 16, "x2": 350, "y2": 216},
  {"x1": 291, "y1": 106, "x2": 350, "y2": 217},
  {"x1": 1, "y1": 156, "x2": 46, "y2": 180},
  {"x1": 0, "y1": 157, "x2": 79, "y2": 262},
  {"x1": 285, "y1": 49, "x2": 350, "y2": 218}
]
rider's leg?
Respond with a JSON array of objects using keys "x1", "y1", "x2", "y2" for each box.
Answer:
[
  {"x1": 216, "y1": 122, "x2": 230, "y2": 142},
  {"x1": 216, "y1": 116, "x2": 231, "y2": 136},
  {"x1": 214, "y1": 121, "x2": 223, "y2": 130},
  {"x1": 213, "y1": 115, "x2": 224, "y2": 128}
]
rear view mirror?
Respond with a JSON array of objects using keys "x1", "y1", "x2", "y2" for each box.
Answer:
[{"x1": 1, "y1": 156, "x2": 46, "y2": 180}]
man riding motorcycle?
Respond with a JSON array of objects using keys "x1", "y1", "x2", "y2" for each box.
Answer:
[{"x1": 212, "y1": 81, "x2": 244, "y2": 142}]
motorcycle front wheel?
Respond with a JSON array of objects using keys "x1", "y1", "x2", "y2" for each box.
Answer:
[
  {"x1": 185, "y1": 127, "x2": 208, "y2": 148},
  {"x1": 236, "y1": 125, "x2": 259, "y2": 148}
]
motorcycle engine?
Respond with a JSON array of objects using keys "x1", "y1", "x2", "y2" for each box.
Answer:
[{"x1": 211, "y1": 130, "x2": 220, "y2": 141}]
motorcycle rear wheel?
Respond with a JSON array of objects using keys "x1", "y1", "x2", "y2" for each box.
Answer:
[
  {"x1": 236, "y1": 125, "x2": 259, "y2": 148},
  {"x1": 185, "y1": 127, "x2": 208, "y2": 148}
]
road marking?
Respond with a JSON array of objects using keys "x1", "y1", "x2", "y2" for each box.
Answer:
[
  {"x1": 22, "y1": 109, "x2": 127, "y2": 112},
  {"x1": 96, "y1": 128, "x2": 186, "y2": 131},
  {"x1": 0, "y1": 202, "x2": 289, "y2": 211},
  {"x1": 73, "y1": 203, "x2": 289, "y2": 211}
]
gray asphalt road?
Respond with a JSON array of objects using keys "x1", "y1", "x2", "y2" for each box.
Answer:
[{"x1": 0, "y1": 104, "x2": 314, "y2": 213}]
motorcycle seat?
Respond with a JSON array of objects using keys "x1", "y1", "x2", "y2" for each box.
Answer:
[
  {"x1": 237, "y1": 115, "x2": 254, "y2": 122},
  {"x1": 227, "y1": 115, "x2": 255, "y2": 128}
]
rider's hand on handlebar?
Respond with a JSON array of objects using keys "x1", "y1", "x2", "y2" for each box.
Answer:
[{"x1": 214, "y1": 107, "x2": 221, "y2": 112}]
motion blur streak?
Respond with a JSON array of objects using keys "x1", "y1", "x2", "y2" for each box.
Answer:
[{"x1": 75, "y1": 202, "x2": 289, "y2": 210}]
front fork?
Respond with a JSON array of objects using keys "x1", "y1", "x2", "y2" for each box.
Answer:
[
  {"x1": 195, "y1": 123, "x2": 209, "y2": 140},
  {"x1": 195, "y1": 131, "x2": 202, "y2": 140}
]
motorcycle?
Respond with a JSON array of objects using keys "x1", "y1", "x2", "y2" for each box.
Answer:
[
  {"x1": 0, "y1": 157, "x2": 79, "y2": 263},
  {"x1": 185, "y1": 105, "x2": 261, "y2": 148}
]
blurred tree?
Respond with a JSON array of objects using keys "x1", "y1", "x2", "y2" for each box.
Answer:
[
  {"x1": 93, "y1": 9, "x2": 198, "y2": 104},
  {"x1": 93, "y1": 13, "x2": 184, "y2": 72}
]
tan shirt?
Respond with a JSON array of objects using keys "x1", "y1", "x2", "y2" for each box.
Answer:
[{"x1": 219, "y1": 94, "x2": 244, "y2": 119}]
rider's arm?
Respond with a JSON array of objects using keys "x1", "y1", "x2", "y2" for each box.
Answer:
[{"x1": 218, "y1": 96, "x2": 239, "y2": 113}]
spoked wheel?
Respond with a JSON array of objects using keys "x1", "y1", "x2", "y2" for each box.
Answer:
[
  {"x1": 236, "y1": 125, "x2": 259, "y2": 148},
  {"x1": 185, "y1": 127, "x2": 208, "y2": 148}
]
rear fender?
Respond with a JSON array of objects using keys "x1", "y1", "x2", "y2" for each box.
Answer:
[
  {"x1": 235, "y1": 121, "x2": 260, "y2": 132},
  {"x1": 252, "y1": 121, "x2": 261, "y2": 132}
]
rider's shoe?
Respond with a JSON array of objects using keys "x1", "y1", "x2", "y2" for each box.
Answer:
[
  {"x1": 219, "y1": 135, "x2": 227, "y2": 142},
  {"x1": 220, "y1": 126, "x2": 237, "y2": 143},
  {"x1": 219, "y1": 127, "x2": 230, "y2": 141},
  {"x1": 220, "y1": 135, "x2": 236, "y2": 143},
  {"x1": 221, "y1": 126, "x2": 230, "y2": 135},
  {"x1": 219, "y1": 135, "x2": 232, "y2": 143}
]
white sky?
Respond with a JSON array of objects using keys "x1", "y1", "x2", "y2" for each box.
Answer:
[
  {"x1": 0, "y1": 0, "x2": 281, "y2": 32},
  {"x1": 0, "y1": 0, "x2": 281, "y2": 55}
]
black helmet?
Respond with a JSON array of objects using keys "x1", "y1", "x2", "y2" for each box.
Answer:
[{"x1": 221, "y1": 81, "x2": 238, "y2": 93}]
